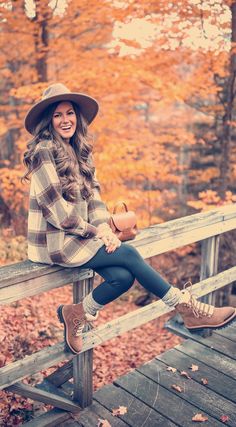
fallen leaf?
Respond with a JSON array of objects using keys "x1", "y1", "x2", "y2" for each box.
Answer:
[
  {"x1": 180, "y1": 370, "x2": 191, "y2": 379},
  {"x1": 97, "y1": 419, "x2": 112, "y2": 427},
  {"x1": 171, "y1": 384, "x2": 183, "y2": 393},
  {"x1": 190, "y1": 364, "x2": 199, "y2": 371},
  {"x1": 167, "y1": 366, "x2": 177, "y2": 373},
  {"x1": 201, "y1": 378, "x2": 208, "y2": 385},
  {"x1": 112, "y1": 406, "x2": 128, "y2": 416},
  {"x1": 192, "y1": 413, "x2": 208, "y2": 422},
  {"x1": 220, "y1": 415, "x2": 229, "y2": 423}
]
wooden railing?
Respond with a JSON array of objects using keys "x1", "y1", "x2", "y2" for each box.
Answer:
[{"x1": 1, "y1": 204, "x2": 236, "y2": 424}]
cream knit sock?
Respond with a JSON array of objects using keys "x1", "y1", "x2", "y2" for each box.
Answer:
[
  {"x1": 162, "y1": 286, "x2": 183, "y2": 307},
  {"x1": 83, "y1": 292, "x2": 104, "y2": 316}
]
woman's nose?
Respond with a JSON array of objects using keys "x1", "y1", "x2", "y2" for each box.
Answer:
[{"x1": 62, "y1": 115, "x2": 69, "y2": 123}]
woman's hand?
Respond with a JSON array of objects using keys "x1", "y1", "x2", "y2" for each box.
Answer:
[
  {"x1": 104, "y1": 233, "x2": 121, "y2": 253},
  {"x1": 96, "y1": 223, "x2": 121, "y2": 253}
]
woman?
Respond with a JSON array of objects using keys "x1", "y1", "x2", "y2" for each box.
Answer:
[{"x1": 23, "y1": 83, "x2": 236, "y2": 355}]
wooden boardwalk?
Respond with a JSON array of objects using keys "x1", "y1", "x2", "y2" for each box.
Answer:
[{"x1": 53, "y1": 322, "x2": 236, "y2": 427}]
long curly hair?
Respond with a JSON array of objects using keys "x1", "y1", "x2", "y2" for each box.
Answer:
[{"x1": 22, "y1": 101, "x2": 97, "y2": 202}]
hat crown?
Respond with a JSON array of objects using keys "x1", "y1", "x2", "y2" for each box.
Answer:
[{"x1": 42, "y1": 83, "x2": 70, "y2": 100}]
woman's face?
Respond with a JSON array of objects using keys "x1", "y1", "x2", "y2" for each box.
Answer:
[{"x1": 52, "y1": 101, "x2": 77, "y2": 142}]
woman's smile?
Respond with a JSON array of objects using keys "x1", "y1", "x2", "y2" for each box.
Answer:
[{"x1": 52, "y1": 101, "x2": 77, "y2": 142}]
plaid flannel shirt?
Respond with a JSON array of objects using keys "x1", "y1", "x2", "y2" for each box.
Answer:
[{"x1": 27, "y1": 140, "x2": 110, "y2": 266}]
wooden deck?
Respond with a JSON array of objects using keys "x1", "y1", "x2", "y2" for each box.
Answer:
[
  {"x1": 2, "y1": 206, "x2": 236, "y2": 426},
  {"x1": 52, "y1": 322, "x2": 236, "y2": 427}
]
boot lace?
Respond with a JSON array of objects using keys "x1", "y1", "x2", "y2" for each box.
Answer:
[
  {"x1": 183, "y1": 281, "x2": 214, "y2": 318},
  {"x1": 72, "y1": 316, "x2": 86, "y2": 337},
  {"x1": 72, "y1": 316, "x2": 103, "y2": 344}
]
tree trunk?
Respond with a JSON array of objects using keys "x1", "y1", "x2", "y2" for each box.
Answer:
[
  {"x1": 33, "y1": 0, "x2": 50, "y2": 82},
  {"x1": 218, "y1": 2, "x2": 236, "y2": 198}
]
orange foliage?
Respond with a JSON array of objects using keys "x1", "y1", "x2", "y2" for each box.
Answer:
[
  {"x1": 0, "y1": 0, "x2": 234, "y2": 235},
  {"x1": 188, "y1": 189, "x2": 236, "y2": 211}
]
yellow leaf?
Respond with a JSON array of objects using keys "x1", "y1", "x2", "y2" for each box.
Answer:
[
  {"x1": 190, "y1": 364, "x2": 199, "y2": 372},
  {"x1": 171, "y1": 384, "x2": 183, "y2": 393},
  {"x1": 180, "y1": 371, "x2": 191, "y2": 379},
  {"x1": 97, "y1": 419, "x2": 112, "y2": 427},
  {"x1": 167, "y1": 366, "x2": 177, "y2": 373},
  {"x1": 112, "y1": 406, "x2": 128, "y2": 416},
  {"x1": 192, "y1": 413, "x2": 208, "y2": 422}
]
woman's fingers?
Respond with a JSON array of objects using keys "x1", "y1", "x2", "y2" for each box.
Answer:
[
  {"x1": 102, "y1": 236, "x2": 110, "y2": 246},
  {"x1": 96, "y1": 229, "x2": 121, "y2": 252},
  {"x1": 105, "y1": 237, "x2": 121, "y2": 253}
]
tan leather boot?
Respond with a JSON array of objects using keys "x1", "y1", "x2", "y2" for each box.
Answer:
[
  {"x1": 57, "y1": 303, "x2": 98, "y2": 354},
  {"x1": 175, "y1": 286, "x2": 236, "y2": 332}
]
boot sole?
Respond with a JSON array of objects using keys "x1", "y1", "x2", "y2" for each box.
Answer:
[
  {"x1": 187, "y1": 309, "x2": 236, "y2": 334},
  {"x1": 57, "y1": 305, "x2": 80, "y2": 355}
]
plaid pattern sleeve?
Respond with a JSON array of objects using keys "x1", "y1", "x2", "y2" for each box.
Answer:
[
  {"x1": 88, "y1": 170, "x2": 111, "y2": 227},
  {"x1": 32, "y1": 145, "x2": 97, "y2": 238}
]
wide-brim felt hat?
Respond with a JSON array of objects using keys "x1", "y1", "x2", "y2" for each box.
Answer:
[{"x1": 24, "y1": 83, "x2": 99, "y2": 135}]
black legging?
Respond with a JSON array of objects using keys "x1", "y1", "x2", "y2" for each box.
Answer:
[{"x1": 82, "y1": 243, "x2": 171, "y2": 305}]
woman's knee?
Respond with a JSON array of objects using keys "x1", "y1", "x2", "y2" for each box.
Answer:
[
  {"x1": 119, "y1": 243, "x2": 142, "y2": 264},
  {"x1": 109, "y1": 268, "x2": 135, "y2": 291}
]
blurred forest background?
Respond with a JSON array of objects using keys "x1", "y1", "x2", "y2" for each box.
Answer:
[
  {"x1": 1, "y1": 0, "x2": 236, "y2": 424},
  {"x1": 1, "y1": 0, "x2": 236, "y2": 263},
  {"x1": 1, "y1": 0, "x2": 236, "y2": 251}
]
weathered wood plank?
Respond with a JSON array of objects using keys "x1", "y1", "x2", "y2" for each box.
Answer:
[
  {"x1": 136, "y1": 357, "x2": 236, "y2": 425},
  {"x1": 23, "y1": 408, "x2": 72, "y2": 427},
  {"x1": 153, "y1": 347, "x2": 236, "y2": 403},
  {"x1": 0, "y1": 260, "x2": 93, "y2": 289},
  {"x1": 55, "y1": 420, "x2": 81, "y2": 426},
  {"x1": 1, "y1": 271, "x2": 236, "y2": 390},
  {"x1": 0, "y1": 268, "x2": 94, "y2": 304},
  {"x1": 114, "y1": 371, "x2": 224, "y2": 426},
  {"x1": 133, "y1": 204, "x2": 236, "y2": 259},
  {"x1": 165, "y1": 320, "x2": 236, "y2": 359},
  {"x1": 73, "y1": 277, "x2": 94, "y2": 408},
  {"x1": 175, "y1": 341, "x2": 236, "y2": 379},
  {"x1": 60, "y1": 379, "x2": 73, "y2": 397},
  {"x1": 0, "y1": 260, "x2": 56, "y2": 286},
  {"x1": 205, "y1": 328, "x2": 236, "y2": 357},
  {"x1": 0, "y1": 342, "x2": 73, "y2": 389},
  {"x1": 134, "y1": 203, "x2": 236, "y2": 242},
  {"x1": 71, "y1": 400, "x2": 130, "y2": 427},
  {"x1": 36, "y1": 378, "x2": 72, "y2": 400},
  {"x1": 6, "y1": 382, "x2": 81, "y2": 412},
  {"x1": 214, "y1": 322, "x2": 236, "y2": 342},
  {"x1": 46, "y1": 360, "x2": 73, "y2": 387},
  {"x1": 93, "y1": 383, "x2": 177, "y2": 426}
]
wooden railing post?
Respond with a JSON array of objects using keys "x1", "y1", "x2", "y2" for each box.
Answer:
[
  {"x1": 200, "y1": 236, "x2": 220, "y2": 305},
  {"x1": 72, "y1": 275, "x2": 94, "y2": 407},
  {"x1": 200, "y1": 236, "x2": 220, "y2": 336}
]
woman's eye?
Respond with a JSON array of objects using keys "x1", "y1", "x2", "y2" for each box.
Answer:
[{"x1": 68, "y1": 111, "x2": 74, "y2": 115}]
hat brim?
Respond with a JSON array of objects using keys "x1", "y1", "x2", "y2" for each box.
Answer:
[{"x1": 24, "y1": 92, "x2": 99, "y2": 135}]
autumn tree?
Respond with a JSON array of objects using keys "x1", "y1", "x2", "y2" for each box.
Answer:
[{"x1": 1, "y1": 0, "x2": 236, "y2": 236}]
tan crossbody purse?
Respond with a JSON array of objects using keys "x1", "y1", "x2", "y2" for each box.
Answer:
[{"x1": 109, "y1": 201, "x2": 138, "y2": 241}]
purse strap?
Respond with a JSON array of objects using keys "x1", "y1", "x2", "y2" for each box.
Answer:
[{"x1": 113, "y1": 201, "x2": 128, "y2": 214}]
